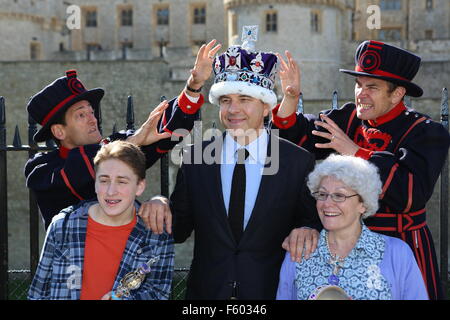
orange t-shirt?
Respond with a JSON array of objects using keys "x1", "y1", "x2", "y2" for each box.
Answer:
[{"x1": 80, "y1": 214, "x2": 136, "y2": 300}]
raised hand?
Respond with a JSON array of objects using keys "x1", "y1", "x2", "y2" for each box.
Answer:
[
  {"x1": 277, "y1": 50, "x2": 301, "y2": 99},
  {"x1": 187, "y1": 39, "x2": 222, "y2": 90},
  {"x1": 276, "y1": 50, "x2": 302, "y2": 118}
]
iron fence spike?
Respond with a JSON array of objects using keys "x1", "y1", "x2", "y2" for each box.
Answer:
[
  {"x1": 332, "y1": 91, "x2": 338, "y2": 110},
  {"x1": 13, "y1": 125, "x2": 22, "y2": 147},
  {"x1": 441, "y1": 88, "x2": 448, "y2": 124},
  {"x1": 404, "y1": 95, "x2": 412, "y2": 109},
  {"x1": 297, "y1": 93, "x2": 304, "y2": 113},
  {"x1": 0, "y1": 97, "x2": 5, "y2": 147},
  {"x1": 0, "y1": 97, "x2": 5, "y2": 124},
  {"x1": 127, "y1": 96, "x2": 135, "y2": 130},
  {"x1": 159, "y1": 96, "x2": 169, "y2": 197}
]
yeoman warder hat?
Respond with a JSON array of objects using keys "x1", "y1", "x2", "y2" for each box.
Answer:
[
  {"x1": 27, "y1": 70, "x2": 104, "y2": 142},
  {"x1": 339, "y1": 40, "x2": 423, "y2": 97}
]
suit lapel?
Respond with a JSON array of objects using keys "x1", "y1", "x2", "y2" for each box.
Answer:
[
  {"x1": 201, "y1": 135, "x2": 233, "y2": 236},
  {"x1": 240, "y1": 133, "x2": 285, "y2": 244}
]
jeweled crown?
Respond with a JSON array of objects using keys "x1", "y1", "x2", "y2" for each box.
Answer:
[{"x1": 209, "y1": 25, "x2": 279, "y2": 108}]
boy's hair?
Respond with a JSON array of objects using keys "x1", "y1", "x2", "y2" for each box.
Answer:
[{"x1": 94, "y1": 140, "x2": 146, "y2": 181}]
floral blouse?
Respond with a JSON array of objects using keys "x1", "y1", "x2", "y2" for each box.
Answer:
[{"x1": 276, "y1": 224, "x2": 428, "y2": 300}]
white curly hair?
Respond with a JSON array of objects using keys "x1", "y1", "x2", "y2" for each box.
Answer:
[{"x1": 306, "y1": 154, "x2": 382, "y2": 218}]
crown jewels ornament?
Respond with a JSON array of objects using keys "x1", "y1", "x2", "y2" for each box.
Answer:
[{"x1": 241, "y1": 25, "x2": 258, "y2": 51}]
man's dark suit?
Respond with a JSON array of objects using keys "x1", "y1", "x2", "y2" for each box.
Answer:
[{"x1": 170, "y1": 132, "x2": 321, "y2": 300}]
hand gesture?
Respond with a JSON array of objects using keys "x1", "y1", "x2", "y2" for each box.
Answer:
[
  {"x1": 126, "y1": 100, "x2": 171, "y2": 147},
  {"x1": 313, "y1": 114, "x2": 360, "y2": 156},
  {"x1": 277, "y1": 50, "x2": 301, "y2": 99},
  {"x1": 187, "y1": 39, "x2": 222, "y2": 89}
]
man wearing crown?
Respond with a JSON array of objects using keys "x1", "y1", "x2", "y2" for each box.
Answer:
[
  {"x1": 272, "y1": 40, "x2": 450, "y2": 300},
  {"x1": 163, "y1": 26, "x2": 322, "y2": 299},
  {"x1": 24, "y1": 40, "x2": 221, "y2": 230}
]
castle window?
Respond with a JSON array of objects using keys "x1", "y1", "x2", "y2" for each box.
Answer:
[
  {"x1": 30, "y1": 42, "x2": 41, "y2": 60},
  {"x1": 265, "y1": 11, "x2": 277, "y2": 32},
  {"x1": 85, "y1": 9, "x2": 97, "y2": 27},
  {"x1": 378, "y1": 28, "x2": 401, "y2": 41},
  {"x1": 157, "y1": 7, "x2": 169, "y2": 25},
  {"x1": 426, "y1": 0, "x2": 433, "y2": 10},
  {"x1": 310, "y1": 10, "x2": 322, "y2": 33},
  {"x1": 121, "y1": 42, "x2": 133, "y2": 49},
  {"x1": 86, "y1": 43, "x2": 102, "y2": 51},
  {"x1": 425, "y1": 29, "x2": 433, "y2": 40},
  {"x1": 265, "y1": 10, "x2": 278, "y2": 32},
  {"x1": 380, "y1": 0, "x2": 401, "y2": 10},
  {"x1": 121, "y1": 8, "x2": 133, "y2": 26},
  {"x1": 193, "y1": 6, "x2": 206, "y2": 24}
]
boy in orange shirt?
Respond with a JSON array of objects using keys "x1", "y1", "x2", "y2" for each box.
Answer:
[{"x1": 28, "y1": 141, "x2": 174, "y2": 300}]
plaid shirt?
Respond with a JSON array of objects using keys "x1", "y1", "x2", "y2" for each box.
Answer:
[{"x1": 28, "y1": 200, "x2": 174, "y2": 300}]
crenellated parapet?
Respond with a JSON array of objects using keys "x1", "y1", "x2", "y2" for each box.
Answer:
[{"x1": 224, "y1": 0, "x2": 350, "y2": 11}]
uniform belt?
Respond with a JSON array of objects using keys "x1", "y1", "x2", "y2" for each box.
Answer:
[{"x1": 366, "y1": 208, "x2": 426, "y2": 233}]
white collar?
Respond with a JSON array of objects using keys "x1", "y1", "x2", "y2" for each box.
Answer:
[{"x1": 223, "y1": 129, "x2": 268, "y2": 166}]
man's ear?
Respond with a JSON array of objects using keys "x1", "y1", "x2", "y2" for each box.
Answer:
[
  {"x1": 50, "y1": 123, "x2": 66, "y2": 141},
  {"x1": 392, "y1": 86, "x2": 407, "y2": 104},
  {"x1": 263, "y1": 103, "x2": 270, "y2": 117}
]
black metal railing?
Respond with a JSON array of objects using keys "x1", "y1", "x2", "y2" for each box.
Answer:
[{"x1": 0, "y1": 90, "x2": 448, "y2": 299}]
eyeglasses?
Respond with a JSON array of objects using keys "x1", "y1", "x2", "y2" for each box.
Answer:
[{"x1": 312, "y1": 191, "x2": 359, "y2": 203}]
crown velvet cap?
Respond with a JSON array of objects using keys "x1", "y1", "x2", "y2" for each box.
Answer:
[
  {"x1": 209, "y1": 45, "x2": 279, "y2": 108},
  {"x1": 27, "y1": 70, "x2": 104, "y2": 142},
  {"x1": 339, "y1": 40, "x2": 423, "y2": 97}
]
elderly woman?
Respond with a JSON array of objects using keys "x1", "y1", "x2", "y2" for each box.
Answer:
[{"x1": 276, "y1": 154, "x2": 428, "y2": 300}]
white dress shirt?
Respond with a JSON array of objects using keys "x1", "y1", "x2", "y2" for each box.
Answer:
[{"x1": 221, "y1": 130, "x2": 268, "y2": 230}]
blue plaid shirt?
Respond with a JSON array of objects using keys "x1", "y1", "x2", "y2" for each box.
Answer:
[{"x1": 28, "y1": 200, "x2": 174, "y2": 300}]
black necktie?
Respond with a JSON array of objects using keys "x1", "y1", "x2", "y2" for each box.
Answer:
[{"x1": 228, "y1": 148, "x2": 249, "y2": 243}]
